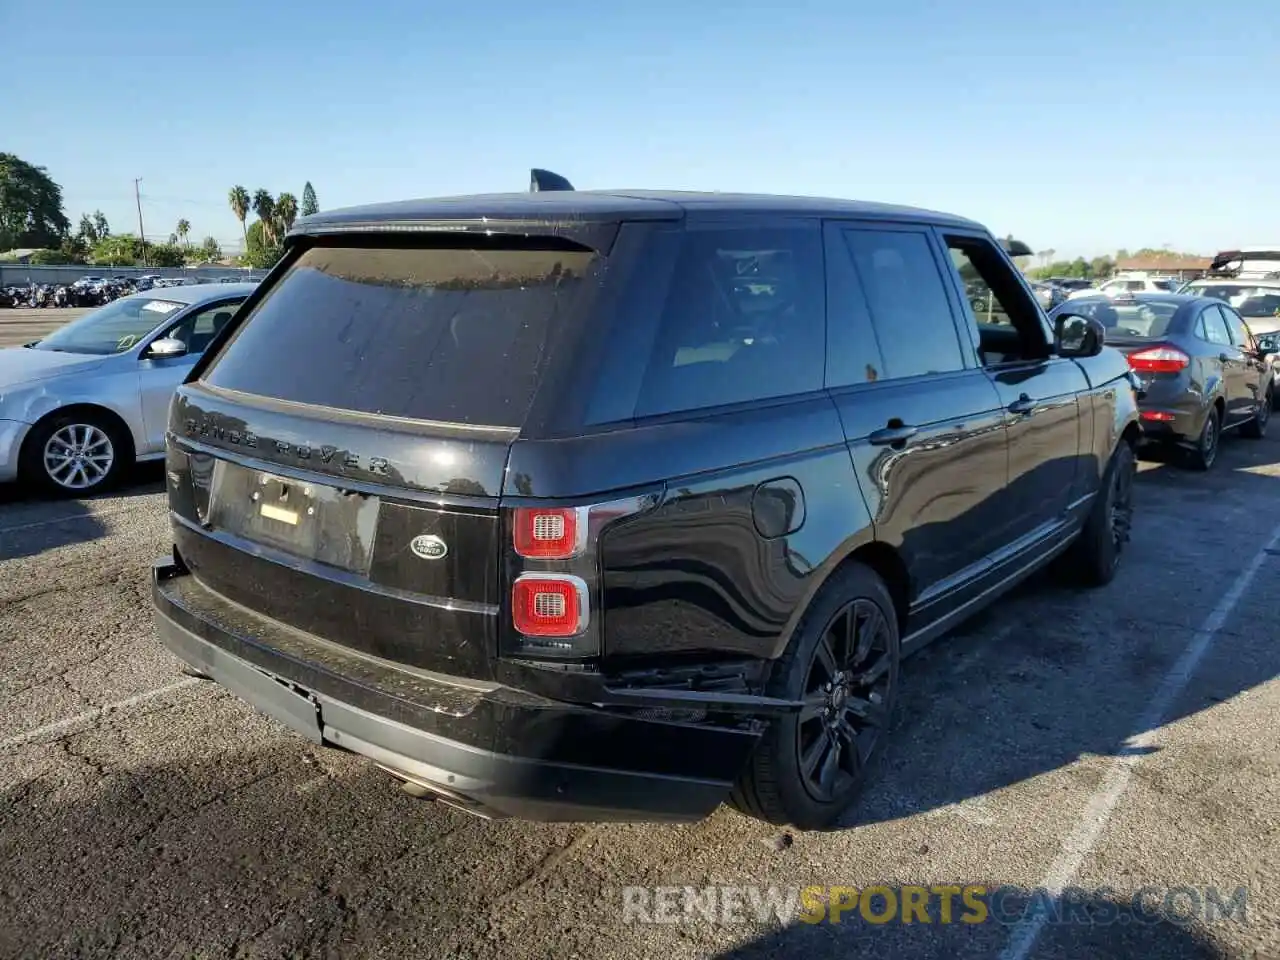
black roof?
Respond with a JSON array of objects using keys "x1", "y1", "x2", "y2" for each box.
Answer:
[{"x1": 288, "y1": 190, "x2": 984, "y2": 238}]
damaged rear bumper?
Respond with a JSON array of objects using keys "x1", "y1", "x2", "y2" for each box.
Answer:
[{"x1": 152, "y1": 557, "x2": 760, "y2": 822}]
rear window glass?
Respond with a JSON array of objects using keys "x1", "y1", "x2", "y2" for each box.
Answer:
[
  {"x1": 1067, "y1": 298, "x2": 1180, "y2": 338},
  {"x1": 202, "y1": 243, "x2": 595, "y2": 426}
]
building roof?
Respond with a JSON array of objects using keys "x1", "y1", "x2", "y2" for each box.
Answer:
[{"x1": 1115, "y1": 255, "x2": 1211, "y2": 272}]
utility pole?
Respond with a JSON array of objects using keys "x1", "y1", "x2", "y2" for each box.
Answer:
[{"x1": 134, "y1": 178, "x2": 147, "y2": 266}]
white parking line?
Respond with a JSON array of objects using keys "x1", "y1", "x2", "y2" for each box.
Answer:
[
  {"x1": 0, "y1": 677, "x2": 202, "y2": 749},
  {"x1": 998, "y1": 519, "x2": 1280, "y2": 960}
]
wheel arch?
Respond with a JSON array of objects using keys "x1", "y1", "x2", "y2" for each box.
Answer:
[
  {"x1": 767, "y1": 536, "x2": 912, "y2": 665},
  {"x1": 19, "y1": 403, "x2": 137, "y2": 468}
]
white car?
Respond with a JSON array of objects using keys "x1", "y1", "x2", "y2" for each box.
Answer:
[{"x1": 1067, "y1": 276, "x2": 1181, "y2": 299}]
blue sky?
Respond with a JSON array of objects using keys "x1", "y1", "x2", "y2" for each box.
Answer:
[{"x1": 7, "y1": 0, "x2": 1278, "y2": 259}]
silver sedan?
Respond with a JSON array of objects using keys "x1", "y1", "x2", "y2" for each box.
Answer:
[{"x1": 0, "y1": 283, "x2": 256, "y2": 494}]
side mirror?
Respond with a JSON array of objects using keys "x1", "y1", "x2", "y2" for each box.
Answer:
[
  {"x1": 147, "y1": 337, "x2": 188, "y2": 359},
  {"x1": 1054, "y1": 313, "x2": 1105, "y2": 358}
]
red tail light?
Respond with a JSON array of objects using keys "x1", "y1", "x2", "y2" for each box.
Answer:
[
  {"x1": 513, "y1": 507, "x2": 585, "y2": 559},
  {"x1": 504, "y1": 495, "x2": 655, "y2": 659},
  {"x1": 1127, "y1": 346, "x2": 1189, "y2": 373},
  {"x1": 512, "y1": 574, "x2": 588, "y2": 637},
  {"x1": 1140, "y1": 410, "x2": 1175, "y2": 422}
]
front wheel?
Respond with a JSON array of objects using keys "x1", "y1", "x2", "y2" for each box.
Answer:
[
  {"x1": 730, "y1": 564, "x2": 900, "y2": 829},
  {"x1": 20, "y1": 412, "x2": 127, "y2": 496}
]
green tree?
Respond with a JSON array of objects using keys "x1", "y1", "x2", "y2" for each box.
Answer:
[
  {"x1": 0, "y1": 153, "x2": 71, "y2": 250},
  {"x1": 228, "y1": 185, "x2": 251, "y2": 249},
  {"x1": 59, "y1": 235, "x2": 89, "y2": 264},
  {"x1": 176, "y1": 218, "x2": 191, "y2": 249},
  {"x1": 147, "y1": 243, "x2": 186, "y2": 267},
  {"x1": 252, "y1": 189, "x2": 276, "y2": 245},
  {"x1": 1089, "y1": 255, "x2": 1115, "y2": 279},
  {"x1": 243, "y1": 219, "x2": 283, "y2": 269},
  {"x1": 78, "y1": 213, "x2": 98, "y2": 245},
  {"x1": 275, "y1": 192, "x2": 298, "y2": 237},
  {"x1": 301, "y1": 181, "x2": 318, "y2": 217},
  {"x1": 92, "y1": 210, "x2": 109, "y2": 239},
  {"x1": 198, "y1": 236, "x2": 222, "y2": 262},
  {"x1": 90, "y1": 234, "x2": 143, "y2": 265},
  {"x1": 29, "y1": 248, "x2": 76, "y2": 265}
]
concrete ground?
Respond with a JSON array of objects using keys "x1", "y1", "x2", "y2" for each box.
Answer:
[{"x1": 0, "y1": 312, "x2": 1277, "y2": 958}]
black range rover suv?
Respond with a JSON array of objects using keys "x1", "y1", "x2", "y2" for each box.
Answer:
[{"x1": 153, "y1": 188, "x2": 1140, "y2": 828}]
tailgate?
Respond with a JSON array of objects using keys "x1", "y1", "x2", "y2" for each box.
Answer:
[{"x1": 166, "y1": 385, "x2": 509, "y2": 679}]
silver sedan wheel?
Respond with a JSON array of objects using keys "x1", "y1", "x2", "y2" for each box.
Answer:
[{"x1": 42, "y1": 424, "x2": 115, "y2": 490}]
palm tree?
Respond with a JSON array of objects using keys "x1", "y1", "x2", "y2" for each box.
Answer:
[
  {"x1": 228, "y1": 185, "x2": 250, "y2": 250},
  {"x1": 176, "y1": 218, "x2": 191, "y2": 249},
  {"x1": 252, "y1": 189, "x2": 276, "y2": 245},
  {"x1": 275, "y1": 192, "x2": 298, "y2": 238}
]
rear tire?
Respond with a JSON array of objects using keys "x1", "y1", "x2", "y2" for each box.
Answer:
[
  {"x1": 1241, "y1": 388, "x2": 1271, "y2": 439},
  {"x1": 1186, "y1": 406, "x2": 1221, "y2": 471},
  {"x1": 1067, "y1": 441, "x2": 1135, "y2": 587},
  {"x1": 729, "y1": 563, "x2": 900, "y2": 829}
]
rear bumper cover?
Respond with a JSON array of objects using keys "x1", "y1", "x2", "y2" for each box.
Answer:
[{"x1": 152, "y1": 558, "x2": 757, "y2": 822}]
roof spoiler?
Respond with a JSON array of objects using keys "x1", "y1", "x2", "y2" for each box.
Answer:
[{"x1": 530, "y1": 168, "x2": 574, "y2": 192}]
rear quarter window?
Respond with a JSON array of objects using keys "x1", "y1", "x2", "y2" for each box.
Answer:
[
  {"x1": 201, "y1": 242, "x2": 596, "y2": 427},
  {"x1": 601, "y1": 223, "x2": 826, "y2": 421}
]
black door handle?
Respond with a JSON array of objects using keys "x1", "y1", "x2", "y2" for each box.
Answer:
[
  {"x1": 868, "y1": 424, "x2": 918, "y2": 446},
  {"x1": 1007, "y1": 394, "x2": 1035, "y2": 415}
]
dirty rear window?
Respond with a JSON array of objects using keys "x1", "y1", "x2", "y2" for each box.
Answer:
[{"x1": 202, "y1": 242, "x2": 596, "y2": 426}]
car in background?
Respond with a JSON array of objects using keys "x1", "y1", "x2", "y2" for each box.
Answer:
[
  {"x1": 1052, "y1": 293, "x2": 1270, "y2": 469},
  {"x1": 1029, "y1": 280, "x2": 1067, "y2": 312},
  {"x1": 1049, "y1": 277, "x2": 1095, "y2": 294},
  {"x1": 1067, "y1": 274, "x2": 1181, "y2": 300},
  {"x1": 0, "y1": 283, "x2": 255, "y2": 494}
]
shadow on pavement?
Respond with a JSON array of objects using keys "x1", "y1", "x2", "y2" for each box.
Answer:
[
  {"x1": 711, "y1": 888, "x2": 1231, "y2": 959},
  {"x1": 828, "y1": 434, "x2": 1280, "y2": 832},
  {"x1": 0, "y1": 462, "x2": 165, "y2": 562}
]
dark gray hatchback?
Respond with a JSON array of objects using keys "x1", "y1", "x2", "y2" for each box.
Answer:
[
  {"x1": 1051, "y1": 293, "x2": 1272, "y2": 470},
  {"x1": 153, "y1": 185, "x2": 1140, "y2": 828}
]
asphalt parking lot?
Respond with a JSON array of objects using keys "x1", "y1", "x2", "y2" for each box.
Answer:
[{"x1": 2, "y1": 310, "x2": 1279, "y2": 959}]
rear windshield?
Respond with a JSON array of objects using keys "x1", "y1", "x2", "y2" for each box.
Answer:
[
  {"x1": 1066, "y1": 298, "x2": 1180, "y2": 338},
  {"x1": 202, "y1": 242, "x2": 596, "y2": 426}
]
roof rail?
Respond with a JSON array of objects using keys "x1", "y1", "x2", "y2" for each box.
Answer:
[{"x1": 530, "y1": 168, "x2": 574, "y2": 192}]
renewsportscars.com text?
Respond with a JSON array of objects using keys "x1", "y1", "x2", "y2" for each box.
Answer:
[{"x1": 621, "y1": 885, "x2": 1248, "y2": 927}]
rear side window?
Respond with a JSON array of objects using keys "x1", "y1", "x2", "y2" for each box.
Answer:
[
  {"x1": 202, "y1": 243, "x2": 595, "y2": 426},
  {"x1": 631, "y1": 225, "x2": 825, "y2": 418},
  {"x1": 841, "y1": 229, "x2": 965, "y2": 379},
  {"x1": 1200, "y1": 305, "x2": 1233, "y2": 345}
]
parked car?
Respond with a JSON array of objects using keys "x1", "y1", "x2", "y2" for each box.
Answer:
[
  {"x1": 1050, "y1": 293, "x2": 1270, "y2": 469},
  {"x1": 1049, "y1": 277, "x2": 1095, "y2": 294},
  {"x1": 1067, "y1": 275, "x2": 1181, "y2": 299},
  {"x1": 152, "y1": 186, "x2": 1139, "y2": 829},
  {"x1": 0, "y1": 283, "x2": 255, "y2": 494},
  {"x1": 1030, "y1": 280, "x2": 1067, "y2": 312}
]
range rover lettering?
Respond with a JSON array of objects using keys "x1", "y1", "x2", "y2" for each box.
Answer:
[{"x1": 152, "y1": 181, "x2": 1139, "y2": 828}]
